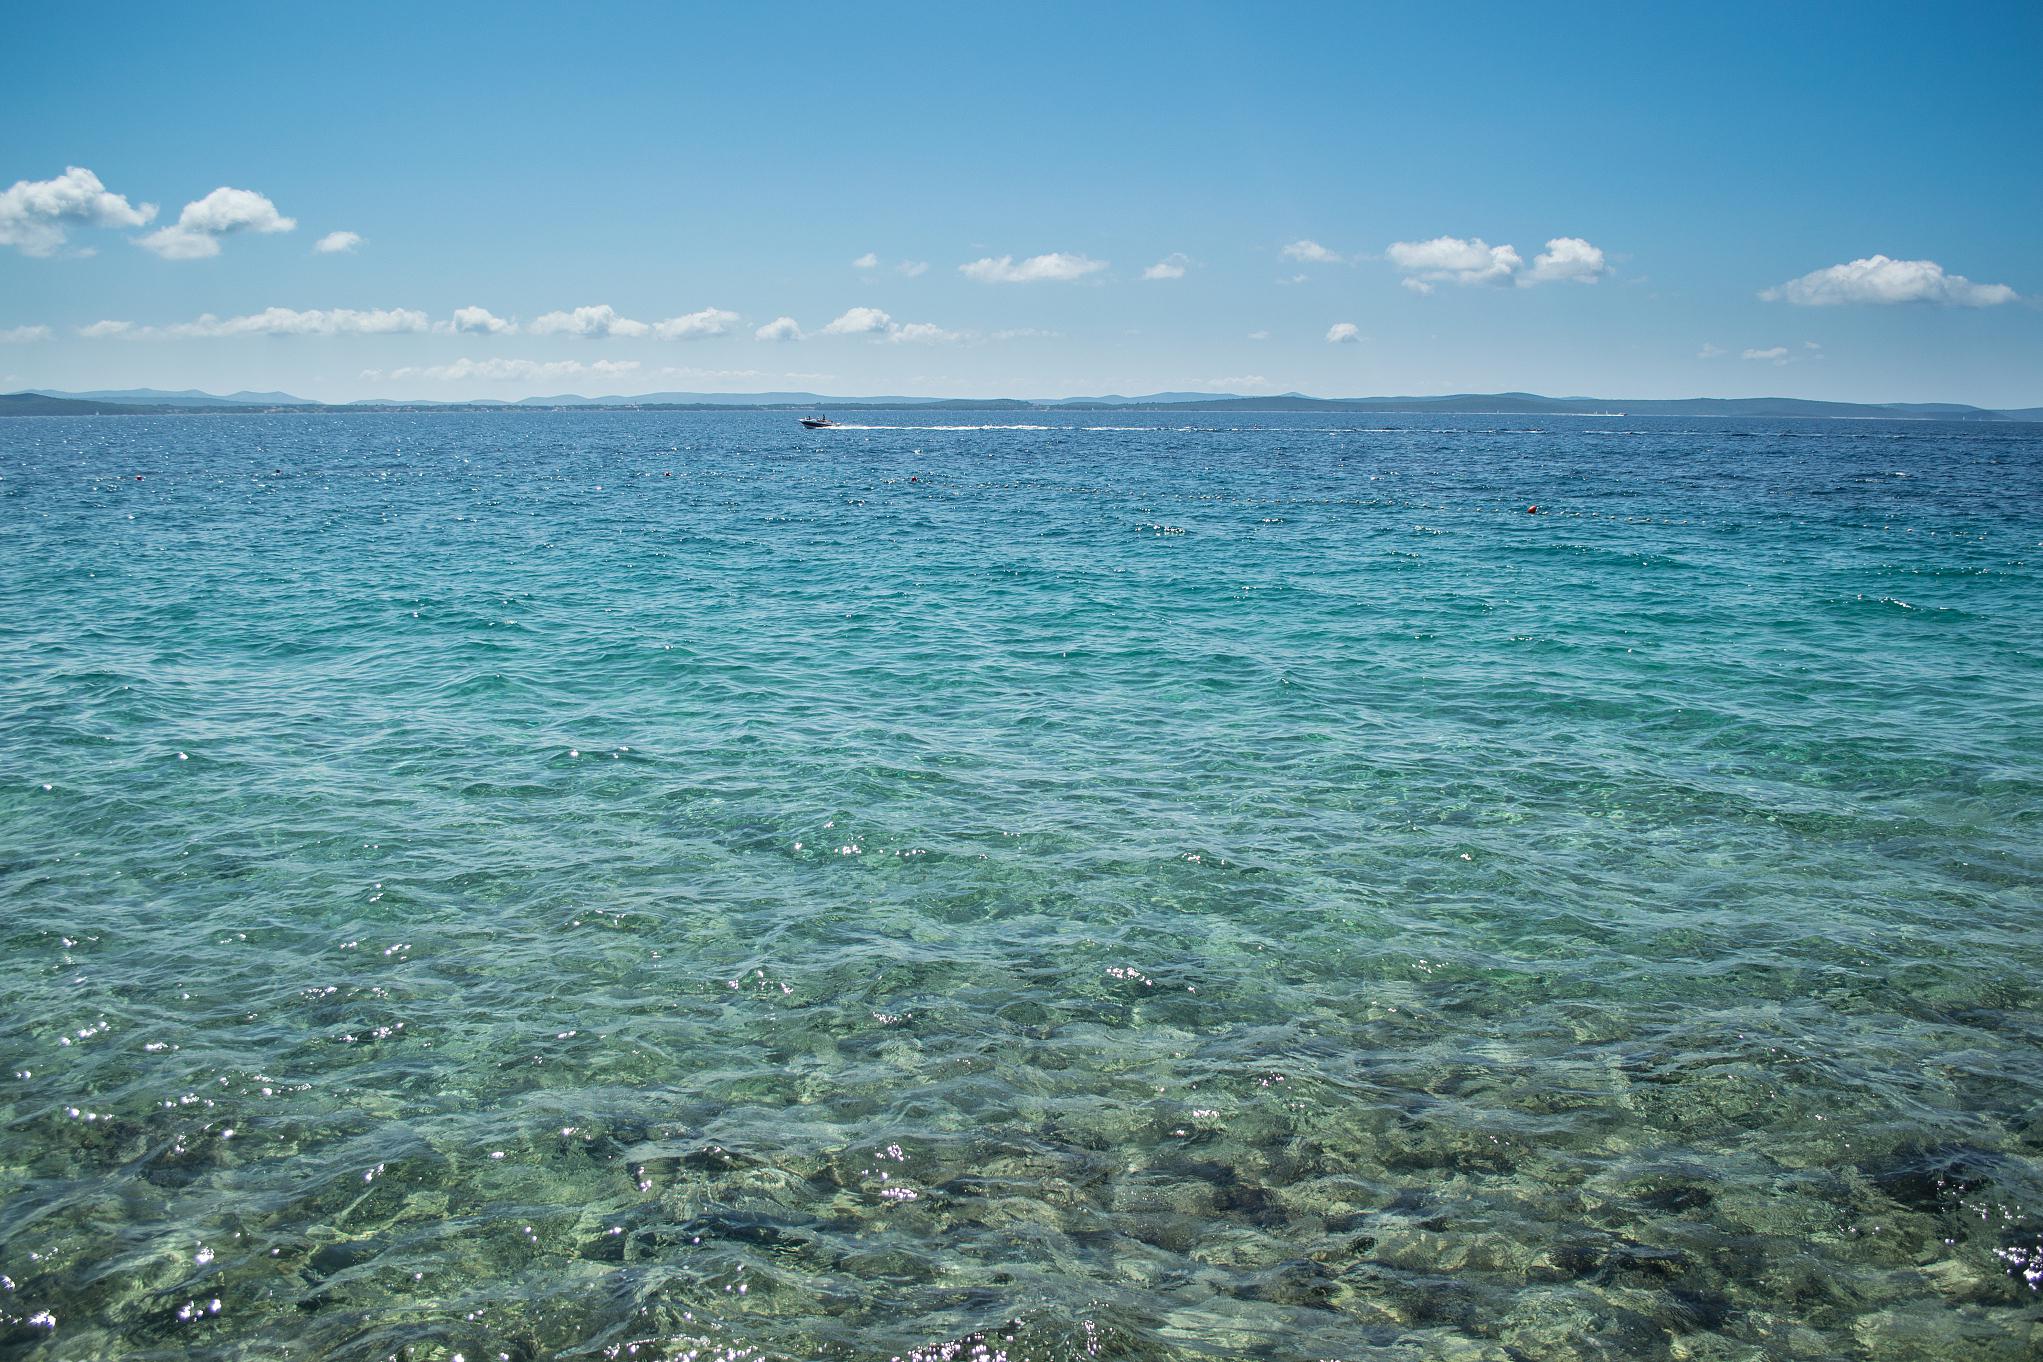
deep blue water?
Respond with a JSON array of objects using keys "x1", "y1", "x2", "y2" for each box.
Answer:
[{"x1": 1, "y1": 410, "x2": 2039, "y2": 1361}]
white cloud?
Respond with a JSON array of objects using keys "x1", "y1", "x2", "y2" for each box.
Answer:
[
  {"x1": 448, "y1": 306, "x2": 516, "y2": 335},
  {"x1": 988, "y1": 327, "x2": 1060, "y2": 340},
  {"x1": 820, "y1": 306, "x2": 893, "y2": 336},
  {"x1": 853, "y1": 252, "x2": 879, "y2": 269},
  {"x1": 816, "y1": 306, "x2": 959, "y2": 342},
  {"x1": 174, "y1": 307, "x2": 426, "y2": 337},
  {"x1": 1142, "y1": 253, "x2": 1190, "y2": 280},
  {"x1": 1247, "y1": 329, "x2": 1270, "y2": 341},
  {"x1": 652, "y1": 307, "x2": 739, "y2": 340},
  {"x1": 0, "y1": 166, "x2": 156, "y2": 257},
  {"x1": 379, "y1": 357, "x2": 642, "y2": 384},
  {"x1": 896, "y1": 260, "x2": 929, "y2": 277},
  {"x1": 1760, "y1": 254, "x2": 2017, "y2": 307},
  {"x1": 1526, "y1": 236, "x2": 1608, "y2": 285},
  {"x1": 0, "y1": 325, "x2": 50, "y2": 343},
  {"x1": 136, "y1": 187, "x2": 296, "y2": 259},
  {"x1": 1277, "y1": 273, "x2": 1308, "y2": 286},
  {"x1": 1280, "y1": 239, "x2": 1342, "y2": 264},
  {"x1": 1698, "y1": 342, "x2": 1726, "y2": 359},
  {"x1": 1386, "y1": 236, "x2": 1522, "y2": 290},
  {"x1": 654, "y1": 366, "x2": 770, "y2": 382},
  {"x1": 1387, "y1": 234, "x2": 1609, "y2": 291},
  {"x1": 888, "y1": 321, "x2": 962, "y2": 344},
  {"x1": 1326, "y1": 322, "x2": 1362, "y2": 344},
  {"x1": 1739, "y1": 341, "x2": 1822, "y2": 366},
  {"x1": 529, "y1": 304, "x2": 650, "y2": 338},
  {"x1": 82, "y1": 307, "x2": 429, "y2": 338},
  {"x1": 314, "y1": 230, "x2": 362, "y2": 254},
  {"x1": 959, "y1": 252, "x2": 1107, "y2": 283},
  {"x1": 755, "y1": 316, "x2": 804, "y2": 342}
]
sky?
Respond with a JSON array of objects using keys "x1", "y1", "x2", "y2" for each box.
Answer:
[{"x1": 2, "y1": 1, "x2": 2039, "y2": 406}]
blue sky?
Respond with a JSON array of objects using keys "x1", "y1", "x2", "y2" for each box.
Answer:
[{"x1": 3, "y1": 1, "x2": 2038, "y2": 404}]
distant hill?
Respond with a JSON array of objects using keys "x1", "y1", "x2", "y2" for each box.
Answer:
[
  {"x1": 1, "y1": 391, "x2": 185, "y2": 415},
  {"x1": 29, "y1": 387, "x2": 314, "y2": 407},
  {"x1": 5, "y1": 389, "x2": 2040, "y2": 420}
]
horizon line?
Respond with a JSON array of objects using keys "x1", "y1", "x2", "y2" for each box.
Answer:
[{"x1": 9, "y1": 386, "x2": 2043, "y2": 419}]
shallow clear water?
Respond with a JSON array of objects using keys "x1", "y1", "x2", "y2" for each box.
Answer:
[{"x1": 1, "y1": 411, "x2": 2039, "y2": 1361}]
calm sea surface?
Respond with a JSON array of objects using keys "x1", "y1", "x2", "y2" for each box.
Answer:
[{"x1": 1, "y1": 411, "x2": 2038, "y2": 1361}]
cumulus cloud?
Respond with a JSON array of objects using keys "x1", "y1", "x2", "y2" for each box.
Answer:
[
  {"x1": 652, "y1": 307, "x2": 739, "y2": 340},
  {"x1": 1142, "y1": 253, "x2": 1190, "y2": 280},
  {"x1": 896, "y1": 260, "x2": 929, "y2": 277},
  {"x1": 1326, "y1": 322, "x2": 1362, "y2": 343},
  {"x1": 755, "y1": 316, "x2": 804, "y2": 342},
  {"x1": 1388, "y1": 234, "x2": 1610, "y2": 291},
  {"x1": 1386, "y1": 236, "x2": 1521, "y2": 292},
  {"x1": 530, "y1": 304, "x2": 650, "y2": 338},
  {"x1": 313, "y1": 230, "x2": 362, "y2": 254},
  {"x1": 853, "y1": 252, "x2": 879, "y2": 269},
  {"x1": 820, "y1": 306, "x2": 892, "y2": 336},
  {"x1": 0, "y1": 324, "x2": 50, "y2": 343},
  {"x1": 1280, "y1": 239, "x2": 1342, "y2": 264},
  {"x1": 815, "y1": 306, "x2": 959, "y2": 342},
  {"x1": 1247, "y1": 329, "x2": 1270, "y2": 341},
  {"x1": 81, "y1": 307, "x2": 429, "y2": 338},
  {"x1": 1761, "y1": 254, "x2": 2017, "y2": 307},
  {"x1": 447, "y1": 305, "x2": 516, "y2": 335},
  {"x1": 1742, "y1": 346, "x2": 1789, "y2": 362},
  {"x1": 1526, "y1": 236, "x2": 1608, "y2": 285},
  {"x1": 0, "y1": 166, "x2": 156, "y2": 257},
  {"x1": 136, "y1": 187, "x2": 296, "y2": 259},
  {"x1": 959, "y1": 252, "x2": 1107, "y2": 283},
  {"x1": 375, "y1": 357, "x2": 642, "y2": 384}
]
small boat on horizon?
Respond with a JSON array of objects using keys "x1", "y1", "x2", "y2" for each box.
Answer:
[{"x1": 799, "y1": 415, "x2": 837, "y2": 429}]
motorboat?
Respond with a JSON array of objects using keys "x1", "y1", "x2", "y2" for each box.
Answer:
[{"x1": 799, "y1": 415, "x2": 837, "y2": 429}]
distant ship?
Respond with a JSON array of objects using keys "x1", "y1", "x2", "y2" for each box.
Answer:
[{"x1": 799, "y1": 415, "x2": 837, "y2": 429}]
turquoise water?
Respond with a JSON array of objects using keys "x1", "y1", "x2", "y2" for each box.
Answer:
[{"x1": 1, "y1": 411, "x2": 2038, "y2": 1361}]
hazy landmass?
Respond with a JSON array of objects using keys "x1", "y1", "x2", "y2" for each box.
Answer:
[{"x1": 7, "y1": 388, "x2": 2041, "y2": 420}]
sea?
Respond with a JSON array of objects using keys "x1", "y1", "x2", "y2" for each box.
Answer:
[{"x1": 1, "y1": 410, "x2": 2038, "y2": 1361}]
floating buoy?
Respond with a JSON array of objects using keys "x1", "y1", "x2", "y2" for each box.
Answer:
[{"x1": 1526, "y1": 505, "x2": 1539, "y2": 514}]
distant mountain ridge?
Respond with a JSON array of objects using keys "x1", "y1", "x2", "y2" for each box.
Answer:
[
  {"x1": 7, "y1": 388, "x2": 2041, "y2": 421},
  {"x1": 30, "y1": 387, "x2": 315, "y2": 407}
]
